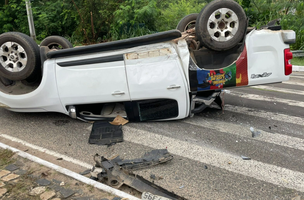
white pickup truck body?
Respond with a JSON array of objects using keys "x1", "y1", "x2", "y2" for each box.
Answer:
[{"x1": 0, "y1": 29, "x2": 296, "y2": 122}]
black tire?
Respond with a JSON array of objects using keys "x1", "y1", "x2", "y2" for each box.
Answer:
[
  {"x1": 40, "y1": 36, "x2": 73, "y2": 50},
  {"x1": 0, "y1": 76, "x2": 14, "y2": 86},
  {"x1": 176, "y1": 13, "x2": 198, "y2": 32},
  {"x1": 0, "y1": 32, "x2": 40, "y2": 81},
  {"x1": 195, "y1": 0, "x2": 247, "y2": 51}
]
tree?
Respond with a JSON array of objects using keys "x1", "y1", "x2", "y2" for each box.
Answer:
[
  {"x1": 155, "y1": 0, "x2": 207, "y2": 31},
  {"x1": 111, "y1": 0, "x2": 159, "y2": 40},
  {"x1": 0, "y1": 0, "x2": 28, "y2": 34},
  {"x1": 238, "y1": 0, "x2": 304, "y2": 49}
]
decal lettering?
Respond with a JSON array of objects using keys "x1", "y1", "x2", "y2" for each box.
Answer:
[
  {"x1": 251, "y1": 72, "x2": 272, "y2": 79},
  {"x1": 192, "y1": 45, "x2": 248, "y2": 92},
  {"x1": 206, "y1": 71, "x2": 232, "y2": 87}
]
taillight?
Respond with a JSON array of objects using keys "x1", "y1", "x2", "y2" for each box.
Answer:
[{"x1": 284, "y1": 48, "x2": 293, "y2": 75}]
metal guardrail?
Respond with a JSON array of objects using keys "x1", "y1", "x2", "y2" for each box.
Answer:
[{"x1": 292, "y1": 50, "x2": 304, "y2": 58}]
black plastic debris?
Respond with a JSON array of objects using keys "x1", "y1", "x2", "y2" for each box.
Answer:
[
  {"x1": 150, "y1": 174, "x2": 156, "y2": 180},
  {"x1": 109, "y1": 149, "x2": 173, "y2": 170},
  {"x1": 80, "y1": 169, "x2": 91, "y2": 175},
  {"x1": 93, "y1": 155, "x2": 186, "y2": 200},
  {"x1": 89, "y1": 121, "x2": 123, "y2": 145},
  {"x1": 150, "y1": 174, "x2": 163, "y2": 181}
]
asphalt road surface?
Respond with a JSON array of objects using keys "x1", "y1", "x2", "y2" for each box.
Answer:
[{"x1": 0, "y1": 72, "x2": 304, "y2": 200}]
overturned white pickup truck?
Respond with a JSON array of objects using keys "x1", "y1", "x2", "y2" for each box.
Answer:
[{"x1": 0, "y1": 0, "x2": 296, "y2": 122}]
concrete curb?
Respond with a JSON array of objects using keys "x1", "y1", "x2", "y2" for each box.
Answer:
[
  {"x1": 293, "y1": 65, "x2": 304, "y2": 72},
  {"x1": 0, "y1": 142, "x2": 140, "y2": 200}
]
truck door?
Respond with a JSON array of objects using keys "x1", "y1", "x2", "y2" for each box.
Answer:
[
  {"x1": 55, "y1": 54, "x2": 131, "y2": 106},
  {"x1": 125, "y1": 46, "x2": 189, "y2": 120}
]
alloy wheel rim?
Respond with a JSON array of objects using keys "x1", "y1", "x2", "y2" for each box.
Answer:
[
  {"x1": 207, "y1": 8, "x2": 239, "y2": 42},
  {"x1": 0, "y1": 41, "x2": 28, "y2": 73}
]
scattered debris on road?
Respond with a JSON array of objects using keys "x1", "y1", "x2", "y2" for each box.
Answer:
[
  {"x1": 89, "y1": 121, "x2": 123, "y2": 145},
  {"x1": 103, "y1": 149, "x2": 173, "y2": 171},
  {"x1": 241, "y1": 155, "x2": 251, "y2": 160},
  {"x1": 110, "y1": 115, "x2": 129, "y2": 126},
  {"x1": 80, "y1": 169, "x2": 91, "y2": 175},
  {"x1": 250, "y1": 127, "x2": 261, "y2": 138},
  {"x1": 91, "y1": 149, "x2": 186, "y2": 200}
]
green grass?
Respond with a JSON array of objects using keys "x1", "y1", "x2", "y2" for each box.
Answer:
[
  {"x1": 291, "y1": 57, "x2": 304, "y2": 66},
  {"x1": 0, "y1": 149, "x2": 15, "y2": 168}
]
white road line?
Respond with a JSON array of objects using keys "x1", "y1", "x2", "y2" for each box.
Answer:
[
  {"x1": 123, "y1": 126, "x2": 304, "y2": 192},
  {"x1": 183, "y1": 117, "x2": 304, "y2": 151},
  {"x1": 283, "y1": 81, "x2": 304, "y2": 86},
  {"x1": 0, "y1": 142, "x2": 139, "y2": 200},
  {"x1": 0, "y1": 134, "x2": 93, "y2": 169},
  {"x1": 229, "y1": 91, "x2": 304, "y2": 108},
  {"x1": 224, "y1": 104, "x2": 304, "y2": 126},
  {"x1": 250, "y1": 85, "x2": 304, "y2": 95}
]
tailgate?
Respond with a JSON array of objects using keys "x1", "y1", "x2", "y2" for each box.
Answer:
[{"x1": 246, "y1": 29, "x2": 296, "y2": 86}]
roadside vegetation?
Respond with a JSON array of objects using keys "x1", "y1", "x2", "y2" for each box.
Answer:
[
  {"x1": 0, "y1": 149, "x2": 15, "y2": 168},
  {"x1": 291, "y1": 57, "x2": 304, "y2": 66},
  {"x1": 0, "y1": 0, "x2": 303, "y2": 50}
]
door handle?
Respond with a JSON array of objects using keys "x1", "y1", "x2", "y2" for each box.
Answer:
[
  {"x1": 167, "y1": 85, "x2": 181, "y2": 90},
  {"x1": 112, "y1": 91, "x2": 125, "y2": 95}
]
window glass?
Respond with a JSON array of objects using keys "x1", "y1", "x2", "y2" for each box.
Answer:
[{"x1": 138, "y1": 99, "x2": 178, "y2": 121}]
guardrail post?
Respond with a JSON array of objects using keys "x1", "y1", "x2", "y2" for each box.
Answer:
[
  {"x1": 291, "y1": 50, "x2": 304, "y2": 58},
  {"x1": 25, "y1": 0, "x2": 36, "y2": 41}
]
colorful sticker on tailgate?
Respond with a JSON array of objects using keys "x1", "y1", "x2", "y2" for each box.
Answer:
[{"x1": 195, "y1": 46, "x2": 248, "y2": 91}]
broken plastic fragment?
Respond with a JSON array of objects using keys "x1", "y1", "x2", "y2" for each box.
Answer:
[
  {"x1": 89, "y1": 121, "x2": 123, "y2": 145},
  {"x1": 150, "y1": 174, "x2": 156, "y2": 180},
  {"x1": 93, "y1": 155, "x2": 186, "y2": 200},
  {"x1": 223, "y1": 89, "x2": 231, "y2": 94},
  {"x1": 250, "y1": 127, "x2": 261, "y2": 138},
  {"x1": 110, "y1": 115, "x2": 129, "y2": 126},
  {"x1": 241, "y1": 155, "x2": 251, "y2": 160},
  {"x1": 110, "y1": 149, "x2": 173, "y2": 170},
  {"x1": 80, "y1": 169, "x2": 91, "y2": 175}
]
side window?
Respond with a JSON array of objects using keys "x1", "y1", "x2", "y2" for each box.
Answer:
[{"x1": 125, "y1": 99, "x2": 179, "y2": 121}]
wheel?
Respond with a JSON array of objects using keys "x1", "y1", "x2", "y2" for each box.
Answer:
[
  {"x1": 0, "y1": 32, "x2": 40, "y2": 81},
  {"x1": 176, "y1": 13, "x2": 198, "y2": 32},
  {"x1": 40, "y1": 36, "x2": 73, "y2": 50},
  {"x1": 0, "y1": 76, "x2": 14, "y2": 86},
  {"x1": 195, "y1": 0, "x2": 247, "y2": 51}
]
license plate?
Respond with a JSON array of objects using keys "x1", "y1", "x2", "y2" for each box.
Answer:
[{"x1": 141, "y1": 192, "x2": 172, "y2": 200}]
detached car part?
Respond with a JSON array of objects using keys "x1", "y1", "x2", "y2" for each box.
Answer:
[
  {"x1": 89, "y1": 121, "x2": 123, "y2": 145},
  {"x1": 101, "y1": 149, "x2": 174, "y2": 171},
  {"x1": 93, "y1": 151, "x2": 186, "y2": 200}
]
